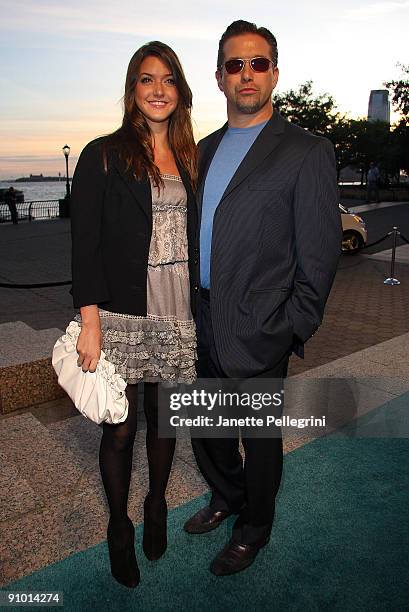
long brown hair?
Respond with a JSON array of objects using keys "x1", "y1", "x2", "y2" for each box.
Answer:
[{"x1": 103, "y1": 41, "x2": 197, "y2": 189}]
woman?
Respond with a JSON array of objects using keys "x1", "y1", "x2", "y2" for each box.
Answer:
[{"x1": 70, "y1": 41, "x2": 198, "y2": 588}]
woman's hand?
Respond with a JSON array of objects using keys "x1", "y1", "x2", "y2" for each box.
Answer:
[{"x1": 76, "y1": 305, "x2": 102, "y2": 373}]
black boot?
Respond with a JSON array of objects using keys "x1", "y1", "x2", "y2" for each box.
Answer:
[
  {"x1": 142, "y1": 494, "x2": 168, "y2": 561},
  {"x1": 107, "y1": 517, "x2": 140, "y2": 588}
]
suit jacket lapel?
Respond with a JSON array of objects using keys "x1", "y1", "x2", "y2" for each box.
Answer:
[
  {"x1": 197, "y1": 124, "x2": 227, "y2": 220},
  {"x1": 112, "y1": 154, "x2": 152, "y2": 224},
  {"x1": 220, "y1": 111, "x2": 286, "y2": 202}
]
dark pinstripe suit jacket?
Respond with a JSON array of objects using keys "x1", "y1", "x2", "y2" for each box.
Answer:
[{"x1": 196, "y1": 111, "x2": 342, "y2": 377}]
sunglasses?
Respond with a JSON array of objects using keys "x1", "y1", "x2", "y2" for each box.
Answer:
[{"x1": 223, "y1": 57, "x2": 274, "y2": 74}]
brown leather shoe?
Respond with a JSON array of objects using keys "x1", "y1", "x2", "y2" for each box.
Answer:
[
  {"x1": 183, "y1": 505, "x2": 231, "y2": 534},
  {"x1": 210, "y1": 538, "x2": 269, "y2": 576}
]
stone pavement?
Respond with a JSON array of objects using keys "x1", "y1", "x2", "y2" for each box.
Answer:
[
  {"x1": 1, "y1": 218, "x2": 409, "y2": 586},
  {"x1": 0, "y1": 220, "x2": 72, "y2": 331},
  {"x1": 1, "y1": 331, "x2": 408, "y2": 586},
  {"x1": 289, "y1": 254, "x2": 409, "y2": 376},
  {"x1": 1, "y1": 218, "x2": 409, "y2": 377}
]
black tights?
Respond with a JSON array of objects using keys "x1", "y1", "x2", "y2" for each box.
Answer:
[{"x1": 99, "y1": 382, "x2": 176, "y2": 523}]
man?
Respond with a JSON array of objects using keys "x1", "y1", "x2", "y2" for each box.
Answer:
[
  {"x1": 184, "y1": 20, "x2": 342, "y2": 575},
  {"x1": 367, "y1": 162, "x2": 381, "y2": 203},
  {"x1": 5, "y1": 186, "x2": 18, "y2": 224}
]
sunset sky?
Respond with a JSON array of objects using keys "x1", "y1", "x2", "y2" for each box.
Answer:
[{"x1": 0, "y1": 0, "x2": 407, "y2": 178}]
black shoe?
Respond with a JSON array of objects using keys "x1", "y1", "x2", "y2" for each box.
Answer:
[
  {"x1": 210, "y1": 538, "x2": 269, "y2": 576},
  {"x1": 107, "y1": 517, "x2": 140, "y2": 588},
  {"x1": 143, "y1": 494, "x2": 167, "y2": 561},
  {"x1": 183, "y1": 505, "x2": 231, "y2": 534}
]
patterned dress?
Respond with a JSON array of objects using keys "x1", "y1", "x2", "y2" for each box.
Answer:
[{"x1": 76, "y1": 174, "x2": 196, "y2": 384}]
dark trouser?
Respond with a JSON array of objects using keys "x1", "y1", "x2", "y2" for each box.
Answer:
[
  {"x1": 8, "y1": 203, "x2": 18, "y2": 224},
  {"x1": 367, "y1": 183, "x2": 380, "y2": 203},
  {"x1": 191, "y1": 291, "x2": 289, "y2": 546}
]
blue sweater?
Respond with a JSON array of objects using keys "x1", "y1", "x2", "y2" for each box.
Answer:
[{"x1": 200, "y1": 120, "x2": 268, "y2": 289}]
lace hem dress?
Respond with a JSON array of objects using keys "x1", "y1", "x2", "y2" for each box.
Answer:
[{"x1": 75, "y1": 174, "x2": 197, "y2": 384}]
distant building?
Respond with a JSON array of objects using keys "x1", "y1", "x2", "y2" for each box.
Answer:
[{"x1": 368, "y1": 90, "x2": 390, "y2": 123}]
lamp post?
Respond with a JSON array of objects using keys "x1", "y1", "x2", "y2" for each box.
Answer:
[
  {"x1": 59, "y1": 144, "x2": 71, "y2": 218},
  {"x1": 62, "y1": 144, "x2": 70, "y2": 198}
]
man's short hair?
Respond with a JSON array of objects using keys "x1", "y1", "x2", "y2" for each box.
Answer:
[{"x1": 217, "y1": 20, "x2": 278, "y2": 71}]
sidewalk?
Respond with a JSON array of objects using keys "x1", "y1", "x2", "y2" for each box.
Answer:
[
  {"x1": 1, "y1": 218, "x2": 409, "y2": 375},
  {"x1": 1, "y1": 218, "x2": 409, "y2": 586},
  {"x1": 0, "y1": 219, "x2": 73, "y2": 331},
  {"x1": 1, "y1": 333, "x2": 408, "y2": 586},
  {"x1": 343, "y1": 199, "x2": 409, "y2": 213}
]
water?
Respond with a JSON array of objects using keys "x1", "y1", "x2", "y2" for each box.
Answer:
[{"x1": 0, "y1": 181, "x2": 67, "y2": 202}]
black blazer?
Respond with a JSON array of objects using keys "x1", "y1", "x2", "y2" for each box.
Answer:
[
  {"x1": 197, "y1": 111, "x2": 342, "y2": 377},
  {"x1": 70, "y1": 137, "x2": 199, "y2": 315}
]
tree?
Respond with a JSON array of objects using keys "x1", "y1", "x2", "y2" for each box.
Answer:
[
  {"x1": 390, "y1": 121, "x2": 409, "y2": 180},
  {"x1": 327, "y1": 116, "x2": 355, "y2": 182},
  {"x1": 385, "y1": 64, "x2": 409, "y2": 182},
  {"x1": 347, "y1": 120, "x2": 390, "y2": 185},
  {"x1": 274, "y1": 81, "x2": 339, "y2": 137},
  {"x1": 274, "y1": 81, "x2": 353, "y2": 178},
  {"x1": 384, "y1": 63, "x2": 409, "y2": 119},
  {"x1": 274, "y1": 80, "x2": 406, "y2": 184}
]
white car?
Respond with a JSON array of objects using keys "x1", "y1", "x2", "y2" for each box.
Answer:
[{"x1": 340, "y1": 204, "x2": 367, "y2": 254}]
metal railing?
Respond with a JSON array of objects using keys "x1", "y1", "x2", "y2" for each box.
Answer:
[{"x1": 0, "y1": 200, "x2": 60, "y2": 223}]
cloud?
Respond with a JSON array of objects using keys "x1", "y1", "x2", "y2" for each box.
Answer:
[
  {"x1": 0, "y1": 0, "x2": 220, "y2": 41},
  {"x1": 0, "y1": 155, "x2": 73, "y2": 162},
  {"x1": 344, "y1": 1, "x2": 409, "y2": 19}
]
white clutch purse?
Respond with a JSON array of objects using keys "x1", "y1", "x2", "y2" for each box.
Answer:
[{"x1": 52, "y1": 321, "x2": 128, "y2": 425}]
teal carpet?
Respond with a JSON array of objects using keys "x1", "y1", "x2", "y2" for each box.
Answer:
[{"x1": 2, "y1": 393, "x2": 408, "y2": 611}]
